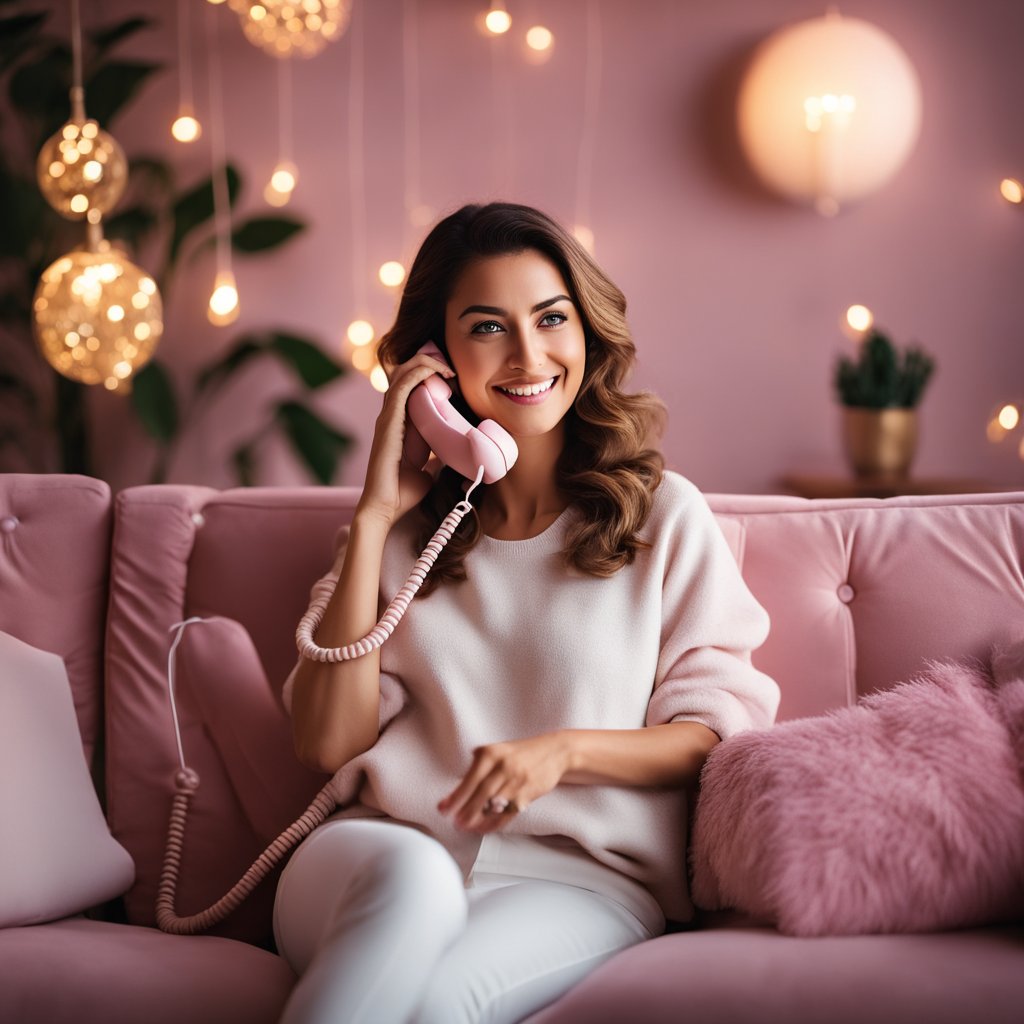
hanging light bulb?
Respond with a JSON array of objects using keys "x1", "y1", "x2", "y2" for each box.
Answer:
[
  {"x1": 572, "y1": 225, "x2": 595, "y2": 254},
  {"x1": 347, "y1": 319, "x2": 374, "y2": 347},
  {"x1": 33, "y1": 231, "x2": 163, "y2": 390},
  {"x1": 171, "y1": 111, "x2": 202, "y2": 143},
  {"x1": 264, "y1": 160, "x2": 298, "y2": 206},
  {"x1": 208, "y1": 268, "x2": 240, "y2": 325},
  {"x1": 843, "y1": 304, "x2": 874, "y2": 338},
  {"x1": 228, "y1": 0, "x2": 353, "y2": 58},
  {"x1": 1000, "y1": 178, "x2": 1023, "y2": 204},
  {"x1": 378, "y1": 261, "x2": 406, "y2": 288},
  {"x1": 37, "y1": 118, "x2": 128, "y2": 221},
  {"x1": 524, "y1": 25, "x2": 555, "y2": 64},
  {"x1": 483, "y1": 2, "x2": 512, "y2": 36}
]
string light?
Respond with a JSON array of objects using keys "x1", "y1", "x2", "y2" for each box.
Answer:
[
  {"x1": 207, "y1": 268, "x2": 240, "y2": 325},
  {"x1": 986, "y1": 401, "x2": 1024, "y2": 460},
  {"x1": 378, "y1": 261, "x2": 406, "y2": 287},
  {"x1": 1000, "y1": 178, "x2": 1023, "y2": 204},
  {"x1": 264, "y1": 57, "x2": 298, "y2": 206},
  {"x1": 205, "y1": 2, "x2": 240, "y2": 326},
  {"x1": 369, "y1": 364, "x2": 389, "y2": 392},
  {"x1": 228, "y1": 0, "x2": 352, "y2": 58},
  {"x1": 844, "y1": 304, "x2": 874, "y2": 334},
  {"x1": 574, "y1": 0, "x2": 602, "y2": 257},
  {"x1": 346, "y1": 319, "x2": 374, "y2": 347},
  {"x1": 524, "y1": 24, "x2": 555, "y2": 64},
  {"x1": 483, "y1": 2, "x2": 512, "y2": 36},
  {"x1": 172, "y1": 0, "x2": 203, "y2": 143},
  {"x1": 34, "y1": 230, "x2": 163, "y2": 389}
]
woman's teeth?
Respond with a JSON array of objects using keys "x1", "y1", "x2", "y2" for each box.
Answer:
[{"x1": 498, "y1": 377, "x2": 556, "y2": 397}]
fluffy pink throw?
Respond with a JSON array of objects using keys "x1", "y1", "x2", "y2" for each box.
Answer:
[{"x1": 690, "y1": 639, "x2": 1024, "y2": 936}]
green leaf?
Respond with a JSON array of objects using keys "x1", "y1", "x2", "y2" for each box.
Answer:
[
  {"x1": 268, "y1": 333, "x2": 346, "y2": 389},
  {"x1": 275, "y1": 400, "x2": 353, "y2": 485},
  {"x1": 169, "y1": 163, "x2": 242, "y2": 268},
  {"x1": 231, "y1": 216, "x2": 306, "y2": 253},
  {"x1": 0, "y1": 12, "x2": 47, "y2": 74},
  {"x1": 0, "y1": 167, "x2": 49, "y2": 259},
  {"x1": 88, "y1": 17, "x2": 153, "y2": 59},
  {"x1": 129, "y1": 155, "x2": 175, "y2": 195},
  {"x1": 105, "y1": 204, "x2": 158, "y2": 251},
  {"x1": 85, "y1": 60, "x2": 161, "y2": 128},
  {"x1": 195, "y1": 337, "x2": 264, "y2": 393},
  {"x1": 130, "y1": 360, "x2": 178, "y2": 442},
  {"x1": 8, "y1": 45, "x2": 70, "y2": 132}
]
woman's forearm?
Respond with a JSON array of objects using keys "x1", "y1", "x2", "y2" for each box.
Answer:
[
  {"x1": 290, "y1": 511, "x2": 391, "y2": 773},
  {"x1": 560, "y1": 721, "x2": 721, "y2": 788}
]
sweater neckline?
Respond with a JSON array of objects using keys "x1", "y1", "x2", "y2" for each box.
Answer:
[{"x1": 476, "y1": 505, "x2": 574, "y2": 556}]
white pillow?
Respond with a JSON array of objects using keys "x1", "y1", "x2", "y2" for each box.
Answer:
[{"x1": 0, "y1": 631, "x2": 134, "y2": 926}]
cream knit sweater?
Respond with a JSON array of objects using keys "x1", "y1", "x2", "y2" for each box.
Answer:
[{"x1": 284, "y1": 471, "x2": 780, "y2": 921}]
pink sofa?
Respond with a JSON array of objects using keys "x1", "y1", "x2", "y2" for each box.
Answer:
[{"x1": 1, "y1": 473, "x2": 1022, "y2": 1024}]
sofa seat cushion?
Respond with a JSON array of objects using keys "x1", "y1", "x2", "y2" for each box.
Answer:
[
  {"x1": 0, "y1": 917, "x2": 295, "y2": 1024},
  {"x1": 522, "y1": 924, "x2": 1024, "y2": 1024}
]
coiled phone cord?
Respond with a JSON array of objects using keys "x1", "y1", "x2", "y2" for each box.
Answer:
[{"x1": 156, "y1": 468, "x2": 484, "y2": 935}]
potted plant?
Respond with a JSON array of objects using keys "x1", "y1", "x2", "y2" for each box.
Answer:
[{"x1": 833, "y1": 329, "x2": 935, "y2": 478}]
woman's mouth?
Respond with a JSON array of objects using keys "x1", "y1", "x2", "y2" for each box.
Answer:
[{"x1": 495, "y1": 376, "x2": 558, "y2": 404}]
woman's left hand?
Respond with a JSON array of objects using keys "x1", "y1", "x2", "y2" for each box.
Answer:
[{"x1": 438, "y1": 732, "x2": 573, "y2": 833}]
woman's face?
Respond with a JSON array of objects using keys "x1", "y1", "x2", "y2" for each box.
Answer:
[{"x1": 443, "y1": 249, "x2": 586, "y2": 441}]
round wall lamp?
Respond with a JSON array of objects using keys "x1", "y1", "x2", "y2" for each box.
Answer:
[{"x1": 737, "y1": 11, "x2": 922, "y2": 216}]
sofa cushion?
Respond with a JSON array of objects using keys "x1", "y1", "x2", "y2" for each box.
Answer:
[
  {"x1": 0, "y1": 474, "x2": 111, "y2": 764},
  {"x1": 521, "y1": 924, "x2": 1024, "y2": 1024},
  {"x1": 0, "y1": 632, "x2": 134, "y2": 927},
  {"x1": 689, "y1": 640, "x2": 1024, "y2": 936},
  {"x1": 0, "y1": 917, "x2": 294, "y2": 1024}
]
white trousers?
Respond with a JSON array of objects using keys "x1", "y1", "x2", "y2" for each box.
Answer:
[{"x1": 272, "y1": 819, "x2": 658, "y2": 1024}]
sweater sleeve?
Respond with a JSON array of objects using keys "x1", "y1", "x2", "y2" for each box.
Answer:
[
  {"x1": 281, "y1": 524, "x2": 407, "y2": 729},
  {"x1": 645, "y1": 478, "x2": 780, "y2": 740}
]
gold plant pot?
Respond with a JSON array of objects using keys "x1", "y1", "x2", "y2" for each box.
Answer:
[{"x1": 842, "y1": 407, "x2": 919, "y2": 478}]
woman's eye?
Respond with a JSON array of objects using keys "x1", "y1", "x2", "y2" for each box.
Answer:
[
  {"x1": 471, "y1": 321, "x2": 504, "y2": 335},
  {"x1": 540, "y1": 312, "x2": 568, "y2": 327}
]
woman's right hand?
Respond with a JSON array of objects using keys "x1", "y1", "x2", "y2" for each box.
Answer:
[{"x1": 355, "y1": 348, "x2": 455, "y2": 528}]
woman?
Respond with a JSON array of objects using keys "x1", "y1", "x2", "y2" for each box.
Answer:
[{"x1": 275, "y1": 202, "x2": 780, "y2": 1024}]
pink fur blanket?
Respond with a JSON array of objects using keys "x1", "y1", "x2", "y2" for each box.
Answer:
[{"x1": 689, "y1": 639, "x2": 1024, "y2": 936}]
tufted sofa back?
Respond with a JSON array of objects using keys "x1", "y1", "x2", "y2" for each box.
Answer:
[{"x1": 2, "y1": 475, "x2": 1022, "y2": 947}]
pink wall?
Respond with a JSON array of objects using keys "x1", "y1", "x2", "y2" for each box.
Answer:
[{"x1": 56, "y1": 1, "x2": 1024, "y2": 492}]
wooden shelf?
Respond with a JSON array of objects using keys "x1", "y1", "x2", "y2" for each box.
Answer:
[{"x1": 779, "y1": 473, "x2": 1020, "y2": 500}]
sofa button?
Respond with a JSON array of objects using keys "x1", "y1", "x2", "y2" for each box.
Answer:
[
  {"x1": 191, "y1": 512, "x2": 205, "y2": 527},
  {"x1": 837, "y1": 583, "x2": 855, "y2": 603},
  {"x1": 0, "y1": 515, "x2": 18, "y2": 533}
]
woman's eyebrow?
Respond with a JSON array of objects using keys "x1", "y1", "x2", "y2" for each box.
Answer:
[{"x1": 458, "y1": 295, "x2": 572, "y2": 319}]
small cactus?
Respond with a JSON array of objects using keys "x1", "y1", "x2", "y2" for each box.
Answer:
[{"x1": 834, "y1": 329, "x2": 935, "y2": 409}]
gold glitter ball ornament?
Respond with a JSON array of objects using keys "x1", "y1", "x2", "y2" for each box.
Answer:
[
  {"x1": 33, "y1": 240, "x2": 163, "y2": 390},
  {"x1": 228, "y1": 0, "x2": 352, "y2": 59},
  {"x1": 36, "y1": 118, "x2": 128, "y2": 220}
]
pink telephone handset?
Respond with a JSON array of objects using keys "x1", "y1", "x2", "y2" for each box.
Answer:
[
  {"x1": 156, "y1": 345, "x2": 519, "y2": 935},
  {"x1": 403, "y1": 342, "x2": 518, "y2": 485}
]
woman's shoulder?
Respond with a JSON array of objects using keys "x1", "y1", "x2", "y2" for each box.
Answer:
[{"x1": 650, "y1": 469, "x2": 710, "y2": 522}]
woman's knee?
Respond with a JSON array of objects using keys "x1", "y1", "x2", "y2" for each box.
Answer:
[{"x1": 274, "y1": 820, "x2": 467, "y2": 971}]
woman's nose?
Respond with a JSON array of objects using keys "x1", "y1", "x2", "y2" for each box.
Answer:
[{"x1": 508, "y1": 327, "x2": 543, "y2": 369}]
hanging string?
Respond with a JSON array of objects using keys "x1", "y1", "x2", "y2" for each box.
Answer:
[
  {"x1": 488, "y1": 13, "x2": 515, "y2": 196},
  {"x1": 176, "y1": 0, "x2": 195, "y2": 119},
  {"x1": 278, "y1": 55, "x2": 293, "y2": 168},
  {"x1": 402, "y1": 0, "x2": 421, "y2": 246},
  {"x1": 70, "y1": 0, "x2": 85, "y2": 121},
  {"x1": 574, "y1": 0, "x2": 603, "y2": 239},
  {"x1": 205, "y1": 2, "x2": 233, "y2": 280},
  {"x1": 348, "y1": 1, "x2": 367, "y2": 313}
]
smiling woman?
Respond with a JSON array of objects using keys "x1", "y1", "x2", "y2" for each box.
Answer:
[{"x1": 278, "y1": 202, "x2": 781, "y2": 1024}]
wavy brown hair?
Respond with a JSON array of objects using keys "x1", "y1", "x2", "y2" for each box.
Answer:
[{"x1": 376, "y1": 202, "x2": 665, "y2": 594}]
